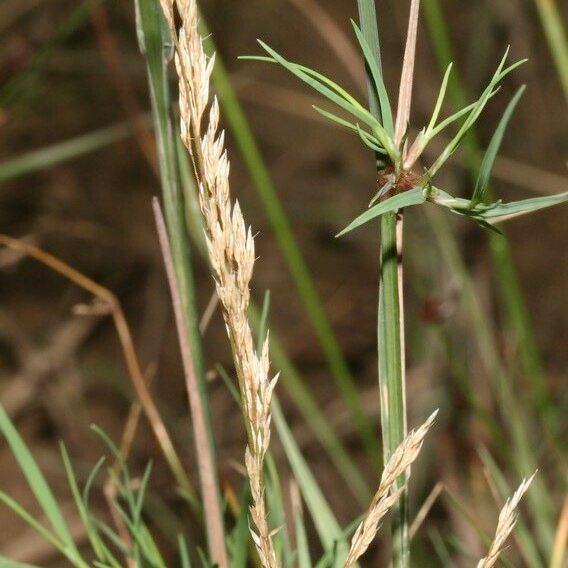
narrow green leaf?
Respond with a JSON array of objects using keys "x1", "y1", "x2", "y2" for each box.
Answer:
[
  {"x1": 178, "y1": 534, "x2": 192, "y2": 568},
  {"x1": 532, "y1": 0, "x2": 568, "y2": 102},
  {"x1": 351, "y1": 20, "x2": 394, "y2": 135},
  {"x1": 294, "y1": 505, "x2": 313, "y2": 568},
  {"x1": 251, "y1": 41, "x2": 398, "y2": 161},
  {"x1": 471, "y1": 86, "x2": 526, "y2": 207},
  {"x1": 429, "y1": 50, "x2": 526, "y2": 176},
  {"x1": 0, "y1": 491, "x2": 65, "y2": 556},
  {"x1": 272, "y1": 399, "x2": 347, "y2": 564},
  {"x1": 312, "y1": 106, "x2": 386, "y2": 154},
  {"x1": 229, "y1": 488, "x2": 250, "y2": 568},
  {"x1": 0, "y1": 558, "x2": 40, "y2": 568},
  {"x1": 337, "y1": 188, "x2": 426, "y2": 236},
  {"x1": 82, "y1": 456, "x2": 106, "y2": 507},
  {"x1": 0, "y1": 119, "x2": 148, "y2": 184},
  {"x1": 481, "y1": 192, "x2": 568, "y2": 222},
  {"x1": 60, "y1": 446, "x2": 120, "y2": 568},
  {"x1": 266, "y1": 454, "x2": 293, "y2": 564},
  {"x1": 429, "y1": 96, "x2": 494, "y2": 138},
  {"x1": 427, "y1": 63, "x2": 453, "y2": 132},
  {"x1": 0, "y1": 406, "x2": 79, "y2": 558},
  {"x1": 133, "y1": 462, "x2": 153, "y2": 524}
]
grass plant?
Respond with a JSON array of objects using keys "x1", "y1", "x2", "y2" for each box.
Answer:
[{"x1": 0, "y1": 0, "x2": 565, "y2": 566}]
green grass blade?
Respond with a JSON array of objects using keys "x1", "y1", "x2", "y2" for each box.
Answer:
[
  {"x1": 532, "y1": 0, "x2": 568, "y2": 102},
  {"x1": 272, "y1": 398, "x2": 347, "y2": 564},
  {"x1": 0, "y1": 491, "x2": 66, "y2": 557},
  {"x1": 60, "y1": 446, "x2": 121, "y2": 568},
  {"x1": 228, "y1": 488, "x2": 250, "y2": 568},
  {"x1": 178, "y1": 535, "x2": 192, "y2": 568},
  {"x1": 266, "y1": 454, "x2": 293, "y2": 564},
  {"x1": 351, "y1": 20, "x2": 394, "y2": 135},
  {"x1": 0, "y1": 406, "x2": 80, "y2": 559},
  {"x1": 311, "y1": 106, "x2": 386, "y2": 154},
  {"x1": 480, "y1": 192, "x2": 568, "y2": 222},
  {"x1": 0, "y1": 558, "x2": 41, "y2": 568},
  {"x1": 338, "y1": 188, "x2": 426, "y2": 236},
  {"x1": 294, "y1": 503, "x2": 313, "y2": 568},
  {"x1": 82, "y1": 457, "x2": 106, "y2": 507},
  {"x1": 471, "y1": 86, "x2": 526, "y2": 207},
  {"x1": 429, "y1": 98, "x2": 491, "y2": 138},
  {"x1": 427, "y1": 63, "x2": 453, "y2": 132},
  {"x1": 429, "y1": 52, "x2": 525, "y2": 176},
  {"x1": 207, "y1": 29, "x2": 380, "y2": 465},
  {"x1": 0, "y1": 119, "x2": 148, "y2": 184},
  {"x1": 356, "y1": 0, "x2": 386, "y2": 122}
]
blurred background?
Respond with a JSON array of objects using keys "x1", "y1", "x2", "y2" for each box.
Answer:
[{"x1": 0, "y1": 0, "x2": 567, "y2": 565}]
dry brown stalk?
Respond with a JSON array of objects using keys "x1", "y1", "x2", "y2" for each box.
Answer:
[
  {"x1": 0, "y1": 234, "x2": 195, "y2": 500},
  {"x1": 476, "y1": 474, "x2": 535, "y2": 568},
  {"x1": 152, "y1": 198, "x2": 228, "y2": 566},
  {"x1": 344, "y1": 411, "x2": 438, "y2": 568},
  {"x1": 551, "y1": 496, "x2": 568, "y2": 568},
  {"x1": 159, "y1": 1, "x2": 279, "y2": 566},
  {"x1": 395, "y1": 0, "x2": 421, "y2": 147}
]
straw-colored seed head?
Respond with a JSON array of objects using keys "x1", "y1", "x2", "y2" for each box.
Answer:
[
  {"x1": 162, "y1": 1, "x2": 279, "y2": 566},
  {"x1": 344, "y1": 411, "x2": 438, "y2": 567},
  {"x1": 476, "y1": 474, "x2": 535, "y2": 568}
]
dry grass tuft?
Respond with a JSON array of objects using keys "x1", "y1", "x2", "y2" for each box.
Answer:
[
  {"x1": 344, "y1": 411, "x2": 438, "y2": 567},
  {"x1": 160, "y1": 1, "x2": 279, "y2": 565},
  {"x1": 476, "y1": 474, "x2": 535, "y2": 568}
]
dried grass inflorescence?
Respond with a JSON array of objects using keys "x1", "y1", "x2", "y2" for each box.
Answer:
[
  {"x1": 160, "y1": 1, "x2": 278, "y2": 566},
  {"x1": 344, "y1": 411, "x2": 438, "y2": 567},
  {"x1": 476, "y1": 474, "x2": 535, "y2": 568}
]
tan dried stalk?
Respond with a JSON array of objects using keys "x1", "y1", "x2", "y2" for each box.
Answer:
[
  {"x1": 476, "y1": 474, "x2": 535, "y2": 568},
  {"x1": 159, "y1": 1, "x2": 279, "y2": 566},
  {"x1": 344, "y1": 411, "x2": 438, "y2": 568}
]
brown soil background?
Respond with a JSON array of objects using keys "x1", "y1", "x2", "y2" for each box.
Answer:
[{"x1": 0, "y1": 0, "x2": 566, "y2": 565}]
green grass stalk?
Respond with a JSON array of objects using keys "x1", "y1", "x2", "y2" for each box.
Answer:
[{"x1": 356, "y1": 1, "x2": 409, "y2": 566}]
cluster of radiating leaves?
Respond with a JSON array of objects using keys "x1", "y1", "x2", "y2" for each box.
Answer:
[
  {"x1": 0, "y1": 405, "x2": 191, "y2": 568},
  {"x1": 246, "y1": 31, "x2": 567, "y2": 235}
]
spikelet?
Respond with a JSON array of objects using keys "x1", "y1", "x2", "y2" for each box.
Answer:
[
  {"x1": 344, "y1": 411, "x2": 438, "y2": 568},
  {"x1": 476, "y1": 474, "x2": 535, "y2": 568},
  {"x1": 161, "y1": 1, "x2": 278, "y2": 565}
]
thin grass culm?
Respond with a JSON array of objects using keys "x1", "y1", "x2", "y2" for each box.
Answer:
[
  {"x1": 477, "y1": 474, "x2": 535, "y2": 568},
  {"x1": 158, "y1": 1, "x2": 279, "y2": 566}
]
